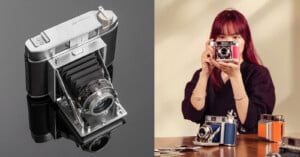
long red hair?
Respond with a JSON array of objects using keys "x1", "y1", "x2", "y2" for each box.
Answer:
[{"x1": 209, "y1": 9, "x2": 261, "y2": 90}]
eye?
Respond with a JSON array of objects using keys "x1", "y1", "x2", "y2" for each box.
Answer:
[
  {"x1": 233, "y1": 35, "x2": 241, "y2": 39},
  {"x1": 218, "y1": 35, "x2": 225, "y2": 39}
]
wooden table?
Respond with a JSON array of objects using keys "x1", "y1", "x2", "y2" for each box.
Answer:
[{"x1": 155, "y1": 134, "x2": 280, "y2": 157}]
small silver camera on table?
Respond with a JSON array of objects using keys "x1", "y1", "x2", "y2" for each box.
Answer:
[
  {"x1": 279, "y1": 136, "x2": 300, "y2": 156},
  {"x1": 24, "y1": 6, "x2": 127, "y2": 152},
  {"x1": 193, "y1": 110, "x2": 237, "y2": 146}
]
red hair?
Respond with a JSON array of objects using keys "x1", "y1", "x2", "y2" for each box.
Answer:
[{"x1": 209, "y1": 9, "x2": 261, "y2": 90}]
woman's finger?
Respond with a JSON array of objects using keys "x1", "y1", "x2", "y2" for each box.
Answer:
[
  {"x1": 205, "y1": 38, "x2": 214, "y2": 46},
  {"x1": 218, "y1": 61, "x2": 236, "y2": 68},
  {"x1": 218, "y1": 62, "x2": 240, "y2": 73},
  {"x1": 205, "y1": 39, "x2": 214, "y2": 58},
  {"x1": 231, "y1": 59, "x2": 240, "y2": 65},
  {"x1": 210, "y1": 58, "x2": 221, "y2": 69},
  {"x1": 204, "y1": 58, "x2": 210, "y2": 63}
]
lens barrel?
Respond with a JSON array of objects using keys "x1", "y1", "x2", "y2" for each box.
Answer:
[
  {"x1": 218, "y1": 47, "x2": 230, "y2": 58},
  {"x1": 79, "y1": 79, "x2": 116, "y2": 115},
  {"x1": 198, "y1": 125, "x2": 212, "y2": 139}
]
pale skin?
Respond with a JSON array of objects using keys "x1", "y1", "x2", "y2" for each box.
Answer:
[{"x1": 191, "y1": 24, "x2": 249, "y2": 124}]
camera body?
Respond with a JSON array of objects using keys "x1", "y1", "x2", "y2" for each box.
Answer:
[
  {"x1": 194, "y1": 110, "x2": 237, "y2": 146},
  {"x1": 24, "y1": 6, "x2": 127, "y2": 152},
  {"x1": 279, "y1": 136, "x2": 300, "y2": 156},
  {"x1": 258, "y1": 114, "x2": 284, "y2": 143},
  {"x1": 210, "y1": 41, "x2": 239, "y2": 62}
]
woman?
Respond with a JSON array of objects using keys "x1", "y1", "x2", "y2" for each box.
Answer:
[{"x1": 181, "y1": 9, "x2": 275, "y2": 133}]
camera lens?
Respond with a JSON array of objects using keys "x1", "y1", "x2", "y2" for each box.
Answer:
[
  {"x1": 198, "y1": 124, "x2": 213, "y2": 140},
  {"x1": 217, "y1": 47, "x2": 230, "y2": 59},
  {"x1": 221, "y1": 48, "x2": 228, "y2": 55},
  {"x1": 80, "y1": 79, "x2": 116, "y2": 116},
  {"x1": 92, "y1": 95, "x2": 114, "y2": 114},
  {"x1": 199, "y1": 128, "x2": 207, "y2": 136}
]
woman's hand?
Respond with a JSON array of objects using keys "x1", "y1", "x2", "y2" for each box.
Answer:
[
  {"x1": 201, "y1": 39, "x2": 215, "y2": 77},
  {"x1": 211, "y1": 59, "x2": 242, "y2": 79},
  {"x1": 211, "y1": 57, "x2": 248, "y2": 124}
]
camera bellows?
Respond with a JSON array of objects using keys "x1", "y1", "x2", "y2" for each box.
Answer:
[
  {"x1": 59, "y1": 52, "x2": 116, "y2": 116},
  {"x1": 60, "y1": 53, "x2": 104, "y2": 97}
]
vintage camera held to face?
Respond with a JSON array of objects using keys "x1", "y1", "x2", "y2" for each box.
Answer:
[
  {"x1": 193, "y1": 110, "x2": 237, "y2": 146},
  {"x1": 279, "y1": 136, "x2": 300, "y2": 156},
  {"x1": 210, "y1": 41, "x2": 239, "y2": 62},
  {"x1": 24, "y1": 6, "x2": 127, "y2": 152},
  {"x1": 258, "y1": 114, "x2": 284, "y2": 143}
]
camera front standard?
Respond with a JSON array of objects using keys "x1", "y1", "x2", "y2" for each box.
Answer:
[
  {"x1": 210, "y1": 41, "x2": 239, "y2": 62},
  {"x1": 24, "y1": 6, "x2": 127, "y2": 152}
]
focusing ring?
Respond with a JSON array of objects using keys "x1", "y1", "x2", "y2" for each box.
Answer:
[
  {"x1": 198, "y1": 124, "x2": 213, "y2": 141},
  {"x1": 78, "y1": 79, "x2": 116, "y2": 116}
]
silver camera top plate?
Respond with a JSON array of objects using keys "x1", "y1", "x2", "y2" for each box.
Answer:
[{"x1": 25, "y1": 6, "x2": 118, "y2": 62}]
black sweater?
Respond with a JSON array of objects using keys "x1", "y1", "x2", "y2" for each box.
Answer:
[{"x1": 181, "y1": 62, "x2": 275, "y2": 133}]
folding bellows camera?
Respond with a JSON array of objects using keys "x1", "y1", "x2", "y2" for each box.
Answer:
[{"x1": 24, "y1": 6, "x2": 127, "y2": 152}]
